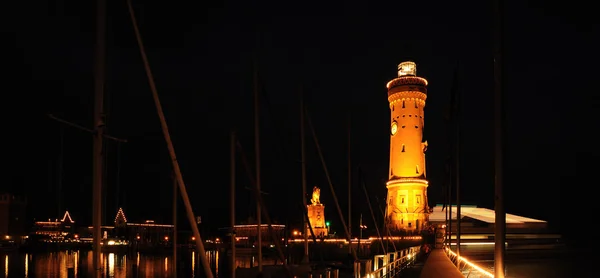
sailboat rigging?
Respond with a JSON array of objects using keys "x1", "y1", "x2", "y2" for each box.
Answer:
[
  {"x1": 358, "y1": 168, "x2": 386, "y2": 253},
  {"x1": 304, "y1": 105, "x2": 357, "y2": 261},
  {"x1": 125, "y1": 0, "x2": 213, "y2": 277},
  {"x1": 236, "y1": 139, "x2": 292, "y2": 276}
]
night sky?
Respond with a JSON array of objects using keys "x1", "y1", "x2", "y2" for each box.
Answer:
[{"x1": 6, "y1": 1, "x2": 598, "y2": 243}]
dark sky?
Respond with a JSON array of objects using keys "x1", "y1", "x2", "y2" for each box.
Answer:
[{"x1": 5, "y1": 1, "x2": 598, "y2": 242}]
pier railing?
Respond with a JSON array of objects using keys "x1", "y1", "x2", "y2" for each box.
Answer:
[
  {"x1": 359, "y1": 246, "x2": 420, "y2": 278},
  {"x1": 445, "y1": 247, "x2": 494, "y2": 277}
]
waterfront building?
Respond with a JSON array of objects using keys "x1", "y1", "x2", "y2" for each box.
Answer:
[
  {"x1": 0, "y1": 193, "x2": 27, "y2": 238},
  {"x1": 32, "y1": 211, "x2": 76, "y2": 241},
  {"x1": 84, "y1": 208, "x2": 174, "y2": 247}
]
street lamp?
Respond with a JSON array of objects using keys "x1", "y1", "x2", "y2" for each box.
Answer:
[{"x1": 326, "y1": 222, "x2": 330, "y2": 235}]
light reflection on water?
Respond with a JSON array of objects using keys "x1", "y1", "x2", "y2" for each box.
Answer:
[
  {"x1": 472, "y1": 259, "x2": 592, "y2": 278},
  {"x1": 0, "y1": 249, "x2": 233, "y2": 278}
]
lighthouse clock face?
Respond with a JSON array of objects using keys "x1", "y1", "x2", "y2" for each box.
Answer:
[{"x1": 391, "y1": 121, "x2": 398, "y2": 136}]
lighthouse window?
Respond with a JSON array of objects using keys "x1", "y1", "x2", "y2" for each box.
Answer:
[
  {"x1": 402, "y1": 114, "x2": 405, "y2": 117},
  {"x1": 416, "y1": 195, "x2": 421, "y2": 204},
  {"x1": 415, "y1": 101, "x2": 418, "y2": 108},
  {"x1": 401, "y1": 144, "x2": 405, "y2": 152},
  {"x1": 401, "y1": 196, "x2": 405, "y2": 204},
  {"x1": 392, "y1": 105, "x2": 394, "y2": 111},
  {"x1": 416, "y1": 165, "x2": 420, "y2": 174},
  {"x1": 415, "y1": 125, "x2": 418, "y2": 128},
  {"x1": 402, "y1": 101, "x2": 405, "y2": 108},
  {"x1": 402, "y1": 125, "x2": 405, "y2": 128}
]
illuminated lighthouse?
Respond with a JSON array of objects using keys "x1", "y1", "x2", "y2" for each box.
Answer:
[{"x1": 385, "y1": 61, "x2": 430, "y2": 233}]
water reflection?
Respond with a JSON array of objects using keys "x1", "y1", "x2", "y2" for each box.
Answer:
[
  {"x1": 191, "y1": 251, "x2": 195, "y2": 277},
  {"x1": 108, "y1": 253, "x2": 115, "y2": 277},
  {"x1": 215, "y1": 250, "x2": 219, "y2": 274},
  {"x1": 0, "y1": 249, "x2": 278, "y2": 277},
  {"x1": 1, "y1": 250, "x2": 196, "y2": 277}
]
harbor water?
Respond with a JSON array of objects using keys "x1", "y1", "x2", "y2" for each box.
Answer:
[{"x1": 0, "y1": 249, "x2": 236, "y2": 278}]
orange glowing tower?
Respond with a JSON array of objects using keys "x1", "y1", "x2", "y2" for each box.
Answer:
[
  {"x1": 307, "y1": 186, "x2": 328, "y2": 237},
  {"x1": 385, "y1": 61, "x2": 430, "y2": 233}
]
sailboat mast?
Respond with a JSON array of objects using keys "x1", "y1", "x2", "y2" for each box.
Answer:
[
  {"x1": 447, "y1": 162, "x2": 452, "y2": 248},
  {"x1": 91, "y1": 0, "x2": 106, "y2": 275},
  {"x1": 253, "y1": 59, "x2": 263, "y2": 273},
  {"x1": 300, "y1": 88, "x2": 309, "y2": 261},
  {"x1": 125, "y1": 1, "x2": 214, "y2": 277},
  {"x1": 299, "y1": 89, "x2": 311, "y2": 261},
  {"x1": 347, "y1": 112, "x2": 352, "y2": 255},
  {"x1": 230, "y1": 130, "x2": 236, "y2": 278},
  {"x1": 493, "y1": 0, "x2": 506, "y2": 276},
  {"x1": 172, "y1": 172, "x2": 178, "y2": 277},
  {"x1": 57, "y1": 127, "x2": 64, "y2": 218},
  {"x1": 453, "y1": 66, "x2": 462, "y2": 259}
]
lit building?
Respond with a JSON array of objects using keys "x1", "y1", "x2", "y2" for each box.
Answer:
[
  {"x1": 77, "y1": 208, "x2": 174, "y2": 248},
  {"x1": 107, "y1": 207, "x2": 173, "y2": 246},
  {"x1": 428, "y1": 205, "x2": 558, "y2": 252},
  {"x1": 32, "y1": 211, "x2": 76, "y2": 240},
  {"x1": 0, "y1": 193, "x2": 27, "y2": 237},
  {"x1": 228, "y1": 224, "x2": 286, "y2": 248},
  {"x1": 428, "y1": 205, "x2": 548, "y2": 231},
  {"x1": 385, "y1": 61, "x2": 430, "y2": 233},
  {"x1": 306, "y1": 186, "x2": 328, "y2": 237}
]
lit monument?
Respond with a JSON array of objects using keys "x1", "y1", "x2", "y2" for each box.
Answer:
[
  {"x1": 385, "y1": 61, "x2": 430, "y2": 233},
  {"x1": 307, "y1": 186, "x2": 328, "y2": 237}
]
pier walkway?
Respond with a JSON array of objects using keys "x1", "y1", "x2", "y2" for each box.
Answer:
[
  {"x1": 419, "y1": 249, "x2": 463, "y2": 278},
  {"x1": 361, "y1": 247, "x2": 473, "y2": 278}
]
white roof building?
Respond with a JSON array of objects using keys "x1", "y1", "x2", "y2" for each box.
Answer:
[{"x1": 429, "y1": 204, "x2": 547, "y2": 225}]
